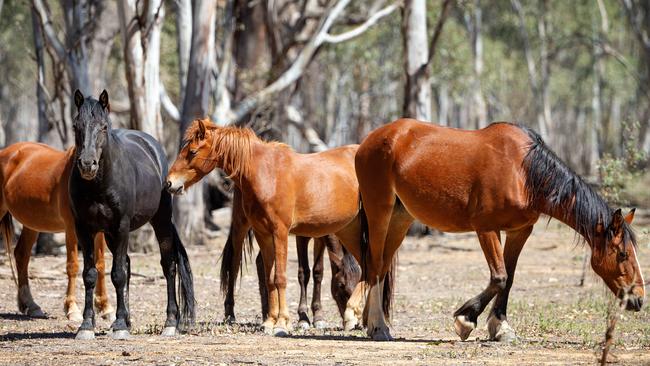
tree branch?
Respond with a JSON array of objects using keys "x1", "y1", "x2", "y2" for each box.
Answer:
[
  {"x1": 160, "y1": 84, "x2": 180, "y2": 122},
  {"x1": 321, "y1": 2, "x2": 399, "y2": 44},
  {"x1": 285, "y1": 105, "x2": 328, "y2": 152},
  {"x1": 32, "y1": 0, "x2": 67, "y2": 62},
  {"x1": 229, "y1": 0, "x2": 393, "y2": 124},
  {"x1": 425, "y1": 0, "x2": 453, "y2": 67}
]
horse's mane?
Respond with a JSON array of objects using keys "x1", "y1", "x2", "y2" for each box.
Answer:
[
  {"x1": 520, "y1": 126, "x2": 636, "y2": 251},
  {"x1": 183, "y1": 118, "x2": 289, "y2": 178}
]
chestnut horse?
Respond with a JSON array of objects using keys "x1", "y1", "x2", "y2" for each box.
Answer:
[
  {"x1": 220, "y1": 187, "x2": 361, "y2": 329},
  {"x1": 166, "y1": 118, "x2": 367, "y2": 335},
  {"x1": 0, "y1": 142, "x2": 112, "y2": 321},
  {"x1": 356, "y1": 118, "x2": 645, "y2": 341}
]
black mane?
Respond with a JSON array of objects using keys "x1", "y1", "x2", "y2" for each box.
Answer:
[{"x1": 519, "y1": 126, "x2": 636, "y2": 250}]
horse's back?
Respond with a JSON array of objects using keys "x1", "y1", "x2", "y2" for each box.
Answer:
[
  {"x1": 113, "y1": 129, "x2": 168, "y2": 183},
  {"x1": 287, "y1": 145, "x2": 360, "y2": 236},
  {"x1": 357, "y1": 118, "x2": 536, "y2": 232}
]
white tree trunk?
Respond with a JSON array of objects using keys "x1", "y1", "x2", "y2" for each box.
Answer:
[
  {"x1": 175, "y1": 0, "x2": 192, "y2": 103},
  {"x1": 402, "y1": 0, "x2": 431, "y2": 121},
  {"x1": 118, "y1": 0, "x2": 164, "y2": 141}
]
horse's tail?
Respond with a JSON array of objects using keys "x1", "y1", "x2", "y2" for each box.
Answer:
[
  {"x1": 359, "y1": 195, "x2": 370, "y2": 283},
  {"x1": 358, "y1": 194, "x2": 397, "y2": 321},
  {"x1": 383, "y1": 253, "x2": 397, "y2": 321},
  {"x1": 172, "y1": 225, "x2": 196, "y2": 329},
  {"x1": 219, "y1": 223, "x2": 253, "y2": 295},
  {"x1": 1, "y1": 212, "x2": 17, "y2": 287},
  {"x1": 341, "y1": 244, "x2": 361, "y2": 285}
]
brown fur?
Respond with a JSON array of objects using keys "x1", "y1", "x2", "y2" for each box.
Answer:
[
  {"x1": 355, "y1": 118, "x2": 645, "y2": 340},
  {"x1": 0, "y1": 142, "x2": 111, "y2": 319},
  {"x1": 168, "y1": 118, "x2": 365, "y2": 333}
]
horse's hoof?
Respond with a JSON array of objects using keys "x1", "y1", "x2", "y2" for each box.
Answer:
[
  {"x1": 27, "y1": 306, "x2": 46, "y2": 318},
  {"x1": 99, "y1": 308, "x2": 116, "y2": 322},
  {"x1": 75, "y1": 330, "x2": 95, "y2": 340},
  {"x1": 111, "y1": 329, "x2": 130, "y2": 340},
  {"x1": 369, "y1": 326, "x2": 393, "y2": 341},
  {"x1": 224, "y1": 315, "x2": 236, "y2": 325},
  {"x1": 67, "y1": 310, "x2": 83, "y2": 323},
  {"x1": 343, "y1": 309, "x2": 359, "y2": 331},
  {"x1": 487, "y1": 316, "x2": 517, "y2": 343},
  {"x1": 313, "y1": 320, "x2": 327, "y2": 330},
  {"x1": 273, "y1": 327, "x2": 289, "y2": 337},
  {"x1": 262, "y1": 323, "x2": 274, "y2": 335},
  {"x1": 298, "y1": 320, "x2": 311, "y2": 330},
  {"x1": 454, "y1": 315, "x2": 476, "y2": 341},
  {"x1": 160, "y1": 327, "x2": 177, "y2": 337}
]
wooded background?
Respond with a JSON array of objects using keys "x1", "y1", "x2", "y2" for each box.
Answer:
[{"x1": 1, "y1": 0, "x2": 649, "y2": 247}]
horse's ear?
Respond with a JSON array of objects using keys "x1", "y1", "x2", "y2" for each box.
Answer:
[
  {"x1": 611, "y1": 208, "x2": 624, "y2": 232},
  {"x1": 99, "y1": 90, "x2": 110, "y2": 111},
  {"x1": 196, "y1": 119, "x2": 206, "y2": 140},
  {"x1": 74, "y1": 89, "x2": 84, "y2": 109},
  {"x1": 624, "y1": 208, "x2": 635, "y2": 225}
]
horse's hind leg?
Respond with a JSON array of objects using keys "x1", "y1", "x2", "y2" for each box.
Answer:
[
  {"x1": 296, "y1": 236, "x2": 312, "y2": 330},
  {"x1": 486, "y1": 226, "x2": 533, "y2": 342},
  {"x1": 14, "y1": 228, "x2": 45, "y2": 317},
  {"x1": 311, "y1": 237, "x2": 327, "y2": 329},
  {"x1": 453, "y1": 230, "x2": 506, "y2": 341}
]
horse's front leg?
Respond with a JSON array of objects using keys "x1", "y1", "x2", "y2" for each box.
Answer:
[
  {"x1": 75, "y1": 225, "x2": 98, "y2": 340},
  {"x1": 272, "y1": 227, "x2": 291, "y2": 336},
  {"x1": 453, "y1": 230, "x2": 506, "y2": 341},
  {"x1": 254, "y1": 232, "x2": 277, "y2": 335},
  {"x1": 486, "y1": 226, "x2": 533, "y2": 342},
  {"x1": 107, "y1": 221, "x2": 132, "y2": 340}
]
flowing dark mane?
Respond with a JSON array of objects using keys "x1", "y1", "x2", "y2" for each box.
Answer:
[{"x1": 519, "y1": 126, "x2": 636, "y2": 250}]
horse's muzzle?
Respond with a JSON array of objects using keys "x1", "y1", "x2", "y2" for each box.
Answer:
[
  {"x1": 78, "y1": 159, "x2": 98, "y2": 180},
  {"x1": 165, "y1": 180, "x2": 185, "y2": 195}
]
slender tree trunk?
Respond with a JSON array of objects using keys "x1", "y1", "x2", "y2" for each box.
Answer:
[
  {"x1": 402, "y1": 0, "x2": 431, "y2": 121},
  {"x1": 175, "y1": 0, "x2": 217, "y2": 244},
  {"x1": 175, "y1": 0, "x2": 192, "y2": 103},
  {"x1": 118, "y1": 0, "x2": 165, "y2": 141},
  {"x1": 466, "y1": 0, "x2": 487, "y2": 129}
]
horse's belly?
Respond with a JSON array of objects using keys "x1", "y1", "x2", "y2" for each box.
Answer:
[{"x1": 5, "y1": 194, "x2": 65, "y2": 232}]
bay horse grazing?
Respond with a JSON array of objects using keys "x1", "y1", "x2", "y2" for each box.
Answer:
[
  {"x1": 166, "y1": 118, "x2": 367, "y2": 335},
  {"x1": 69, "y1": 90, "x2": 195, "y2": 340},
  {"x1": 356, "y1": 118, "x2": 645, "y2": 341},
  {"x1": 0, "y1": 142, "x2": 113, "y2": 322},
  {"x1": 220, "y1": 187, "x2": 361, "y2": 329}
]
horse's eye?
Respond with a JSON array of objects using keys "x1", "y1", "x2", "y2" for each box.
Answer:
[
  {"x1": 188, "y1": 149, "x2": 198, "y2": 158},
  {"x1": 617, "y1": 250, "x2": 628, "y2": 262}
]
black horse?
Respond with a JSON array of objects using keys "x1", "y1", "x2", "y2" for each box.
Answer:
[{"x1": 69, "y1": 90, "x2": 195, "y2": 340}]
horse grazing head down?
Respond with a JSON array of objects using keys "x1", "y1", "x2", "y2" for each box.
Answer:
[
  {"x1": 166, "y1": 118, "x2": 254, "y2": 194},
  {"x1": 589, "y1": 208, "x2": 645, "y2": 311},
  {"x1": 72, "y1": 89, "x2": 111, "y2": 181}
]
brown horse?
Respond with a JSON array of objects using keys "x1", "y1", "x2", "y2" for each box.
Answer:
[
  {"x1": 166, "y1": 118, "x2": 367, "y2": 335},
  {"x1": 0, "y1": 142, "x2": 113, "y2": 322},
  {"x1": 220, "y1": 186, "x2": 361, "y2": 329},
  {"x1": 355, "y1": 118, "x2": 645, "y2": 341}
]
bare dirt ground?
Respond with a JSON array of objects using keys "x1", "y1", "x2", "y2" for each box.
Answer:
[{"x1": 1, "y1": 221, "x2": 649, "y2": 365}]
